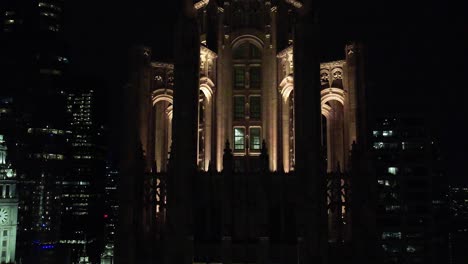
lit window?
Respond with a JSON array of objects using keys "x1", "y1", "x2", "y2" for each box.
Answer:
[
  {"x1": 385, "y1": 205, "x2": 400, "y2": 212},
  {"x1": 406, "y1": 245, "x2": 417, "y2": 253},
  {"x1": 388, "y1": 167, "x2": 398, "y2": 175},
  {"x1": 48, "y1": 25, "x2": 60, "y2": 32},
  {"x1": 383, "y1": 130, "x2": 393, "y2": 137},
  {"x1": 5, "y1": 19, "x2": 15, "y2": 24},
  {"x1": 249, "y1": 96, "x2": 261, "y2": 120},
  {"x1": 373, "y1": 142, "x2": 385, "y2": 149},
  {"x1": 373, "y1": 130, "x2": 380, "y2": 137},
  {"x1": 382, "y1": 232, "x2": 401, "y2": 240},
  {"x1": 40, "y1": 12, "x2": 58, "y2": 18},
  {"x1": 249, "y1": 127, "x2": 261, "y2": 151},
  {"x1": 234, "y1": 67, "x2": 245, "y2": 89},
  {"x1": 234, "y1": 128, "x2": 245, "y2": 151},
  {"x1": 234, "y1": 96, "x2": 245, "y2": 120}
]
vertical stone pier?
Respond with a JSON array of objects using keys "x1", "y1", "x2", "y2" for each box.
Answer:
[
  {"x1": 293, "y1": 1, "x2": 328, "y2": 263},
  {"x1": 165, "y1": 1, "x2": 200, "y2": 263}
]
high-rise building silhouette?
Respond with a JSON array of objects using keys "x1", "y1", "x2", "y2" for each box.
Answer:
[
  {"x1": 100, "y1": 159, "x2": 119, "y2": 264},
  {"x1": 61, "y1": 83, "x2": 106, "y2": 263},
  {"x1": 0, "y1": 135, "x2": 18, "y2": 263},
  {"x1": 117, "y1": 0, "x2": 377, "y2": 263},
  {"x1": 448, "y1": 186, "x2": 468, "y2": 264},
  {"x1": 1, "y1": 0, "x2": 69, "y2": 262},
  {"x1": 371, "y1": 116, "x2": 448, "y2": 264}
]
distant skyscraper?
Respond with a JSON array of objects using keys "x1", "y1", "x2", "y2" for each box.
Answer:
[
  {"x1": 371, "y1": 116, "x2": 448, "y2": 264},
  {"x1": 100, "y1": 159, "x2": 119, "y2": 264},
  {"x1": 60, "y1": 84, "x2": 106, "y2": 263},
  {"x1": 0, "y1": 135, "x2": 18, "y2": 263},
  {"x1": 448, "y1": 186, "x2": 468, "y2": 264},
  {"x1": 1, "y1": 0, "x2": 69, "y2": 262}
]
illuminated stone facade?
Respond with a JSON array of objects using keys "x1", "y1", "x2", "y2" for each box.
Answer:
[
  {"x1": 120, "y1": 0, "x2": 376, "y2": 263},
  {"x1": 0, "y1": 135, "x2": 17, "y2": 263},
  {"x1": 132, "y1": 13, "x2": 360, "y2": 175}
]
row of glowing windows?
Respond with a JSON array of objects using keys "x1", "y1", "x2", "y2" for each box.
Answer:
[
  {"x1": 234, "y1": 96, "x2": 261, "y2": 120},
  {"x1": 71, "y1": 143, "x2": 93, "y2": 147},
  {"x1": 31, "y1": 153, "x2": 64, "y2": 160},
  {"x1": 234, "y1": 127, "x2": 261, "y2": 152},
  {"x1": 38, "y1": 2, "x2": 62, "y2": 12},
  {"x1": 0, "y1": 185, "x2": 15, "y2": 199},
  {"x1": 373, "y1": 130, "x2": 394, "y2": 137},
  {"x1": 73, "y1": 155, "x2": 94, "y2": 160},
  {"x1": 62, "y1": 194, "x2": 90, "y2": 198},
  {"x1": 40, "y1": 12, "x2": 58, "y2": 18},
  {"x1": 382, "y1": 244, "x2": 421, "y2": 253},
  {"x1": 373, "y1": 142, "x2": 424, "y2": 150},
  {"x1": 28, "y1": 128, "x2": 65, "y2": 135},
  {"x1": 62, "y1": 181, "x2": 90, "y2": 186}
]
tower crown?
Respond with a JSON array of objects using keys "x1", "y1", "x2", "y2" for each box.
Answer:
[{"x1": 0, "y1": 135, "x2": 15, "y2": 179}]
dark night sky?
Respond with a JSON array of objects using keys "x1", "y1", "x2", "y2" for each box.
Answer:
[{"x1": 65, "y1": 0, "x2": 467, "y2": 184}]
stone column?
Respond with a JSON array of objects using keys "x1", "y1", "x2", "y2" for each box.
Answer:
[
  {"x1": 155, "y1": 103, "x2": 166, "y2": 172},
  {"x1": 216, "y1": 2, "x2": 230, "y2": 171},
  {"x1": 329, "y1": 101, "x2": 345, "y2": 172},
  {"x1": 344, "y1": 44, "x2": 358, "y2": 170},
  {"x1": 115, "y1": 46, "x2": 152, "y2": 264},
  {"x1": 264, "y1": 1, "x2": 278, "y2": 171},
  {"x1": 281, "y1": 98, "x2": 290, "y2": 172},
  {"x1": 326, "y1": 115, "x2": 333, "y2": 172},
  {"x1": 204, "y1": 98, "x2": 212, "y2": 171},
  {"x1": 165, "y1": 1, "x2": 199, "y2": 263},
  {"x1": 167, "y1": 113, "x2": 173, "y2": 167},
  {"x1": 293, "y1": 2, "x2": 328, "y2": 263}
]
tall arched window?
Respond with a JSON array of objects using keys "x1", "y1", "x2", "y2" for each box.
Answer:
[{"x1": 232, "y1": 42, "x2": 262, "y2": 156}]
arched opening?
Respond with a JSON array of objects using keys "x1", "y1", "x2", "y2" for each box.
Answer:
[
  {"x1": 198, "y1": 77, "x2": 215, "y2": 171},
  {"x1": 321, "y1": 97, "x2": 346, "y2": 245},
  {"x1": 230, "y1": 39, "x2": 263, "y2": 172},
  {"x1": 152, "y1": 89, "x2": 173, "y2": 172}
]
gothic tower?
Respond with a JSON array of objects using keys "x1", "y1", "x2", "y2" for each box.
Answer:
[
  {"x1": 0, "y1": 135, "x2": 18, "y2": 263},
  {"x1": 118, "y1": 0, "x2": 375, "y2": 263}
]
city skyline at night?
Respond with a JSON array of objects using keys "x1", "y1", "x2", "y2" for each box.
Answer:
[{"x1": 0, "y1": 0, "x2": 466, "y2": 263}]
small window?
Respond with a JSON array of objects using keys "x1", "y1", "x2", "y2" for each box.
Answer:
[
  {"x1": 383, "y1": 130, "x2": 393, "y2": 137},
  {"x1": 249, "y1": 67, "x2": 261, "y2": 89},
  {"x1": 249, "y1": 96, "x2": 261, "y2": 120},
  {"x1": 234, "y1": 128, "x2": 245, "y2": 151},
  {"x1": 234, "y1": 67, "x2": 245, "y2": 89},
  {"x1": 2, "y1": 230, "x2": 7, "y2": 236},
  {"x1": 250, "y1": 127, "x2": 261, "y2": 151},
  {"x1": 5, "y1": 186, "x2": 9, "y2": 198},
  {"x1": 382, "y1": 232, "x2": 401, "y2": 240},
  {"x1": 388, "y1": 167, "x2": 398, "y2": 175},
  {"x1": 234, "y1": 96, "x2": 245, "y2": 120}
]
